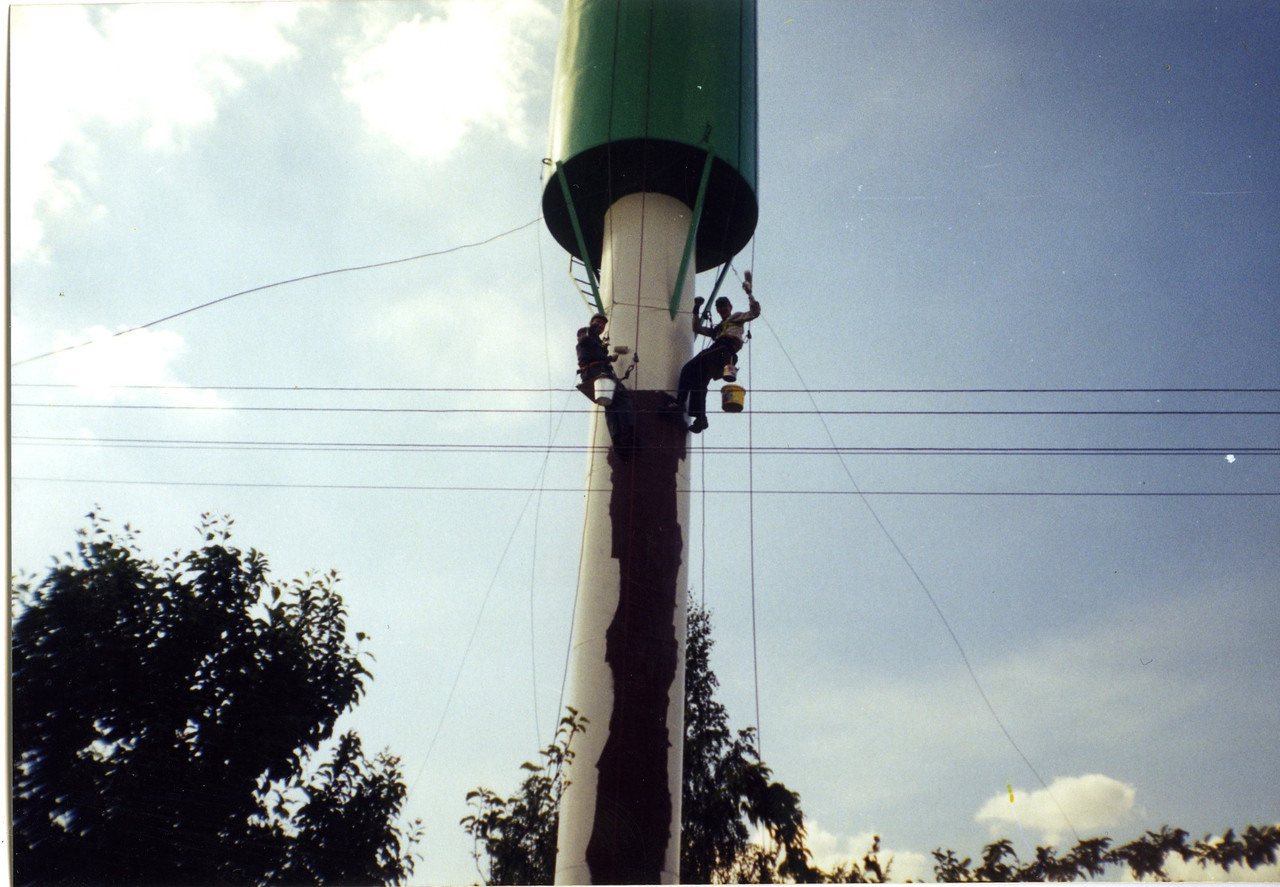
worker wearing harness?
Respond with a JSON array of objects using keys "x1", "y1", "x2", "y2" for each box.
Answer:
[
  {"x1": 576, "y1": 313, "x2": 636, "y2": 456},
  {"x1": 675, "y1": 271, "x2": 760, "y2": 433}
]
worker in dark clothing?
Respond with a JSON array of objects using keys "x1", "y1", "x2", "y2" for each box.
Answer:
[
  {"x1": 675, "y1": 271, "x2": 760, "y2": 433},
  {"x1": 576, "y1": 314, "x2": 614, "y2": 391},
  {"x1": 576, "y1": 313, "x2": 635, "y2": 455}
]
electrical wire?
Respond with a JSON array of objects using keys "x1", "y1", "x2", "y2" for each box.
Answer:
[
  {"x1": 15, "y1": 477, "x2": 1274, "y2": 497},
  {"x1": 531, "y1": 220, "x2": 554, "y2": 750},
  {"x1": 15, "y1": 383, "x2": 1280, "y2": 394},
  {"x1": 745, "y1": 282, "x2": 762, "y2": 754},
  {"x1": 698, "y1": 433, "x2": 707, "y2": 609},
  {"x1": 12, "y1": 201, "x2": 1275, "y2": 842},
  {"x1": 17, "y1": 402, "x2": 1279, "y2": 416},
  {"x1": 15, "y1": 436, "x2": 1277, "y2": 458},
  {"x1": 410, "y1": 399, "x2": 571, "y2": 794},
  {"x1": 10, "y1": 218, "x2": 542, "y2": 368},
  {"x1": 762, "y1": 316, "x2": 1083, "y2": 844}
]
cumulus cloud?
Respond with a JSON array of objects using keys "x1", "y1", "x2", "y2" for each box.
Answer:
[
  {"x1": 340, "y1": 0, "x2": 553, "y2": 160},
  {"x1": 41, "y1": 324, "x2": 225, "y2": 409},
  {"x1": 1156, "y1": 831, "x2": 1280, "y2": 883},
  {"x1": 9, "y1": 3, "x2": 299, "y2": 262},
  {"x1": 359, "y1": 285, "x2": 542, "y2": 415},
  {"x1": 805, "y1": 822, "x2": 934, "y2": 882},
  {"x1": 977, "y1": 774, "x2": 1137, "y2": 846}
]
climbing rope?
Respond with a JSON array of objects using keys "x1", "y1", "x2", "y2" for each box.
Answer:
[
  {"x1": 743, "y1": 245, "x2": 762, "y2": 752},
  {"x1": 694, "y1": 253, "x2": 764, "y2": 752}
]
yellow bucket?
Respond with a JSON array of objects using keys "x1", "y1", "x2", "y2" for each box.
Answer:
[{"x1": 721, "y1": 384, "x2": 745, "y2": 412}]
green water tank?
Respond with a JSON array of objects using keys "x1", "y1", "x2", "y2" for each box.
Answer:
[{"x1": 542, "y1": 0, "x2": 758, "y2": 273}]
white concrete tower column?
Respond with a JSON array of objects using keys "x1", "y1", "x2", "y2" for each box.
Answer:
[{"x1": 554, "y1": 191, "x2": 695, "y2": 885}]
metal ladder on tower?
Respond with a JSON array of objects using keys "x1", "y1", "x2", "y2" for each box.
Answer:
[{"x1": 568, "y1": 255, "x2": 605, "y2": 315}]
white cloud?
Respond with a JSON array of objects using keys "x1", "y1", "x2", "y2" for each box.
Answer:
[
  {"x1": 44, "y1": 324, "x2": 225, "y2": 409},
  {"x1": 9, "y1": 2, "x2": 300, "y2": 262},
  {"x1": 364, "y1": 285, "x2": 534, "y2": 390},
  {"x1": 805, "y1": 822, "x2": 934, "y2": 882},
  {"x1": 1154, "y1": 831, "x2": 1280, "y2": 883},
  {"x1": 340, "y1": 0, "x2": 553, "y2": 161},
  {"x1": 977, "y1": 773, "x2": 1137, "y2": 846}
]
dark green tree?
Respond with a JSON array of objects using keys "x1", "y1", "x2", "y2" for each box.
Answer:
[
  {"x1": 461, "y1": 601, "x2": 823, "y2": 885},
  {"x1": 682, "y1": 603, "x2": 819, "y2": 883},
  {"x1": 11, "y1": 512, "x2": 421, "y2": 886},
  {"x1": 931, "y1": 824, "x2": 1280, "y2": 882},
  {"x1": 458, "y1": 600, "x2": 1280, "y2": 885},
  {"x1": 461, "y1": 709, "x2": 587, "y2": 885}
]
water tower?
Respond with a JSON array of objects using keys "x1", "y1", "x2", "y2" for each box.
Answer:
[{"x1": 542, "y1": 1, "x2": 757, "y2": 882}]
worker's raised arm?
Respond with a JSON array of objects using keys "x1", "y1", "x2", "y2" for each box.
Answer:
[
  {"x1": 741, "y1": 271, "x2": 760, "y2": 320},
  {"x1": 691, "y1": 296, "x2": 717, "y2": 337}
]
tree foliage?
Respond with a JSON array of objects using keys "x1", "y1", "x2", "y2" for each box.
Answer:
[
  {"x1": 11, "y1": 512, "x2": 421, "y2": 886},
  {"x1": 682, "y1": 603, "x2": 819, "y2": 883},
  {"x1": 461, "y1": 709, "x2": 587, "y2": 885},
  {"x1": 457, "y1": 600, "x2": 1280, "y2": 885},
  {"x1": 932, "y1": 824, "x2": 1280, "y2": 882},
  {"x1": 460, "y1": 601, "x2": 826, "y2": 885}
]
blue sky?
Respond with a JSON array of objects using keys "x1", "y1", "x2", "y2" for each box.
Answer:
[{"x1": 7, "y1": 1, "x2": 1279, "y2": 882}]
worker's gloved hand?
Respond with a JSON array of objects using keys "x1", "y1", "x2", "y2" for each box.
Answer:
[
  {"x1": 613, "y1": 345, "x2": 630, "y2": 354},
  {"x1": 693, "y1": 296, "x2": 705, "y2": 309},
  {"x1": 742, "y1": 270, "x2": 753, "y2": 294}
]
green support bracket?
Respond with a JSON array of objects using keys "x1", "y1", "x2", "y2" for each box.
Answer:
[
  {"x1": 706, "y1": 258, "x2": 733, "y2": 304},
  {"x1": 554, "y1": 162, "x2": 605, "y2": 315},
  {"x1": 669, "y1": 146, "x2": 716, "y2": 318}
]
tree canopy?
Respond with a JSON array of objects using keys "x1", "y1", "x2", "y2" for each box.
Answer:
[
  {"x1": 461, "y1": 600, "x2": 1280, "y2": 884},
  {"x1": 11, "y1": 512, "x2": 421, "y2": 886},
  {"x1": 461, "y1": 601, "x2": 822, "y2": 885},
  {"x1": 681, "y1": 603, "x2": 817, "y2": 883},
  {"x1": 932, "y1": 824, "x2": 1280, "y2": 882},
  {"x1": 461, "y1": 708, "x2": 587, "y2": 885}
]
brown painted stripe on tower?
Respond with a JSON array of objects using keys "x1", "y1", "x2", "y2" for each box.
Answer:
[{"x1": 585, "y1": 390, "x2": 687, "y2": 884}]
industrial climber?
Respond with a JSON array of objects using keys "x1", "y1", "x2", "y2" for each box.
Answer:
[
  {"x1": 674, "y1": 271, "x2": 760, "y2": 433},
  {"x1": 576, "y1": 313, "x2": 636, "y2": 455}
]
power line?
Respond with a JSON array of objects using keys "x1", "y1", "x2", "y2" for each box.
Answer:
[
  {"x1": 414, "y1": 452, "x2": 555, "y2": 788},
  {"x1": 13, "y1": 477, "x2": 1276, "y2": 496},
  {"x1": 9, "y1": 218, "x2": 543, "y2": 368},
  {"x1": 15, "y1": 402, "x2": 1280, "y2": 416},
  {"x1": 14, "y1": 383, "x2": 1280, "y2": 394},
  {"x1": 14, "y1": 436, "x2": 1278, "y2": 457},
  {"x1": 761, "y1": 316, "x2": 1083, "y2": 843}
]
